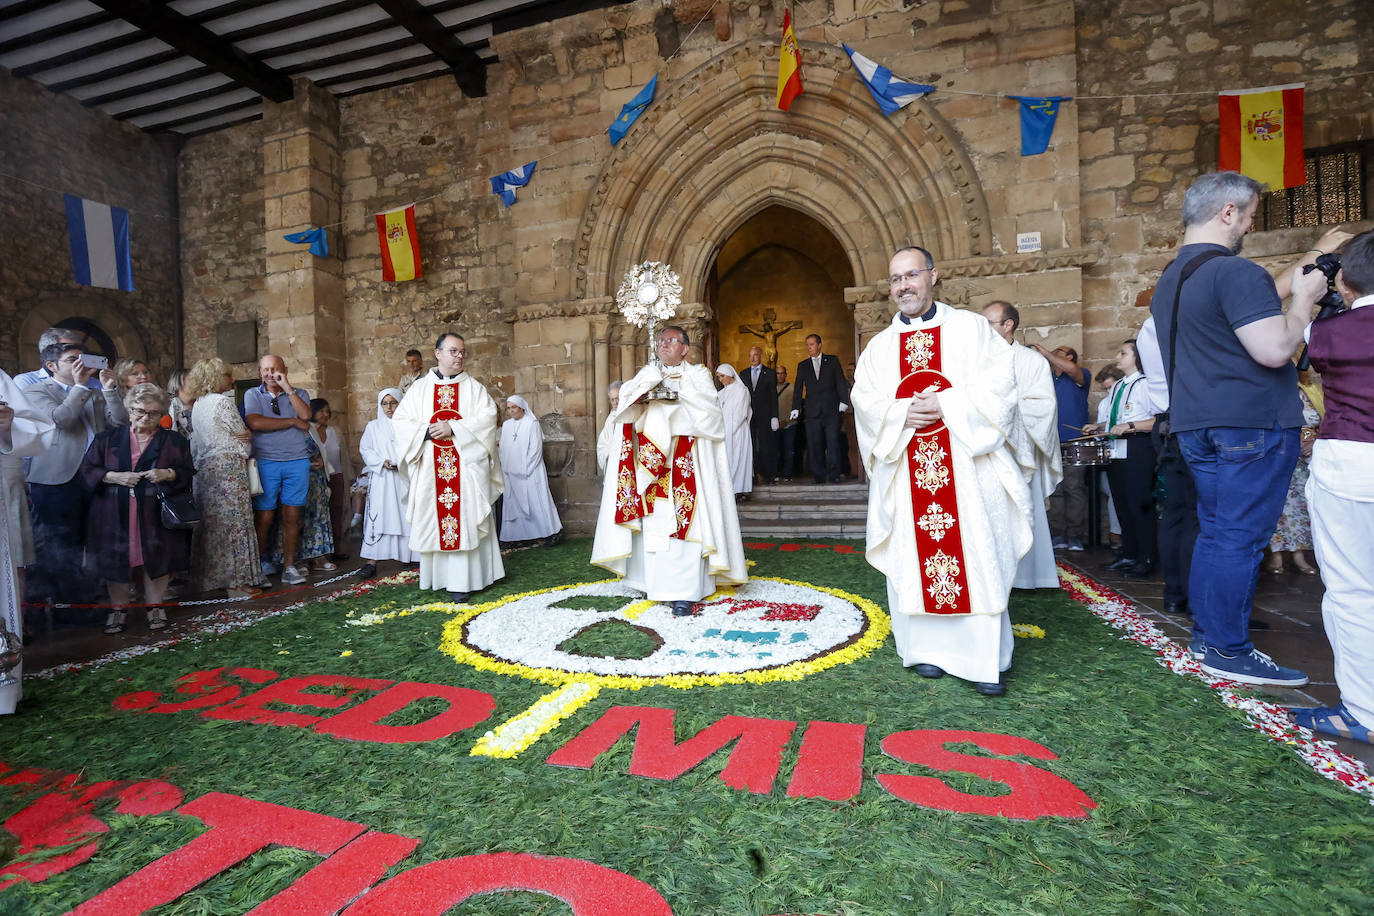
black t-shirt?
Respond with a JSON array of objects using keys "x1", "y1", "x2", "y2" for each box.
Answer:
[{"x1": 1149, "y1": 243, "x2": 1302, "y2": 432}]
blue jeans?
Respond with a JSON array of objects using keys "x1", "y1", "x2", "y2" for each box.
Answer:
[{"x1": 1179, "y1": 424, "x2": 1298, "y2": 654}]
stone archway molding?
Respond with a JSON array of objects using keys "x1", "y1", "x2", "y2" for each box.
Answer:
[
  {"x1": 573, "y1": 39, "x2": 994, "y2": 306},
  {"x1": 19, "y1": 294, "x2": 150, "y2": 370}
]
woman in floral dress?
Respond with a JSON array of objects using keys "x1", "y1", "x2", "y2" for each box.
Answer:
[
  {"x1": 1267, "y1": 384, "x2": 1321, "y2": 575},
  {"x1": 186, "y1": 359, "x2": 263, "y2": 598}
]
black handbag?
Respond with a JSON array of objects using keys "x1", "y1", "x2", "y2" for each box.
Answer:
[{"x1": 154, "y1": 482, "x2": 200, "y2": 529}]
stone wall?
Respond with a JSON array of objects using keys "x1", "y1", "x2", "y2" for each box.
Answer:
[
  {"x1": 179, "y1": 120, "x2": 267, "y2": 381},
  {"x1": 1074, "y1": 0, "x2": 1374, "y2": 379},
  {"x1": 0, "y1": 66, "x2": 180, "y2": 380},
  {"x1": 165, "y1": 0, "x2": 1090, "y2": 530}
]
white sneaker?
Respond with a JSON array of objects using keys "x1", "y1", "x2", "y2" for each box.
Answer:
[{"x1": 281, "y1": 565, "x2": 307, "y2": 585}]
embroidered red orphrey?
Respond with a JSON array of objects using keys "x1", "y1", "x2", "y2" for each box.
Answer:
[
  {"x1": 431, "y1": 382, "x2": 463, "y2": 551},
  {"x1": 612, "y1": 425, "x2": 698, "y2": 539},
  {"x1": 898, "y1": 328, "x2": 972, "y2": 614}
]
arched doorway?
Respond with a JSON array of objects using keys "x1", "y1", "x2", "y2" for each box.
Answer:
[{"x1": 710, "y1": 206, "x2": 855, "y2": 375}]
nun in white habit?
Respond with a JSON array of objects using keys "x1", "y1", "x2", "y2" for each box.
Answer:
[
  {"x1": 358, "y1": 388, "x2": 416, "y2": 575},
  {"x1": 498, "y1": 395, "x2": 563, "y2": 543},
  {"x1": 715, "y1": 364, "x2": 753, "y2": 496}
]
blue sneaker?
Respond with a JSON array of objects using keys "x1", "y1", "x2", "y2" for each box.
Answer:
[
  {"x1": 261, "y1": 559, "x2": 280, "y2": 577},
  {"x1": 1051, "y1": 537, "x2": 1069, "y2": 550},
  {"x1": 1187, "y1": 637, "x2": 1206, "y2": 660},
  {"x1": 1066, "y1": 537, "x2": 1085, "y2": 552},
  {"x1": 1201, "y1": 647, "x2": 1308, "y2": 687}
]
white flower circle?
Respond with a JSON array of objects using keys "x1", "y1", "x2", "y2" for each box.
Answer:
[{"x1": 449, "y1": 578, "x2": 882, "y2": 685}]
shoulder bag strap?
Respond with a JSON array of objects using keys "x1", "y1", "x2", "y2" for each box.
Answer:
[{"x1": 1165, "y1": 249, "x2": 1231, "y2": 399}]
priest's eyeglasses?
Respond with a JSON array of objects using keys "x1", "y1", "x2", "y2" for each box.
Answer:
[{"x1": 889, "y1": 268, "x2": 931, "y2": 286}]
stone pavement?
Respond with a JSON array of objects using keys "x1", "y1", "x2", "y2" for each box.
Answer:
[
  {"x1": 22, "y1": 532, "x2": 1368, "y2": 769},
  {"x1": 1065, "y1": 544, "x2": 1374, "y2": 768}
]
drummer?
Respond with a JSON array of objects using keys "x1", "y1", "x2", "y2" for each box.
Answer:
[{"x1": 1084, "y1": 342, "x2": 1156, "y2": 578}]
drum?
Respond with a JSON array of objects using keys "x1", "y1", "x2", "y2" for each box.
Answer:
[{"x1": 1061, "y1": 435, "x2": 1111, "y2": 467}]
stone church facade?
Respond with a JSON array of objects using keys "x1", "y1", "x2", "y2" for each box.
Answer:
[{"x1": 3, "y1": 0, "x2": 1369, "y2": 530}]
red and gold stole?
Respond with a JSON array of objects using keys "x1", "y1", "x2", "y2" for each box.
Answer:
[
  {"x1": 612, "y1": 426, "x2": 698, "y2": 539},
  {"x1": 431, "y1": 381, "x2": 463, "y2": 551},
  {"x1": 897, "y1": 328, "x2": 972, "y2": 614}
]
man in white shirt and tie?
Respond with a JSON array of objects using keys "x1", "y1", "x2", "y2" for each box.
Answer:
[{"x1": 741, "y1": 346, "x2": 780, "y2": 485}]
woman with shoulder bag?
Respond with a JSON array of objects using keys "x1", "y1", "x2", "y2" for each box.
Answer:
[{"x1": 79, "y1": 383, "x2": 194, "y2": 633}]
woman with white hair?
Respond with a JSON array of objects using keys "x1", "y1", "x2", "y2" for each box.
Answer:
[
  {"x1": 78, "y1": 383, "x2": 194, "y2": 633},
  {"x1": 498, "y1": 395, "x2": 563, "y2": 546},
  {"x1": 715, "y1": 364, "x2": 753, "y2": 499},
  {"x1": 356, "y1": 388, "x2": 415, "y2": 578}
]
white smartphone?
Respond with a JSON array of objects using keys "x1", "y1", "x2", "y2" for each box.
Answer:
[{"x1": 79, "y1": 354, "x2": 109, "y2": 370}]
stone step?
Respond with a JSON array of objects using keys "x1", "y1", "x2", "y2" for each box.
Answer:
[
  {"x1": 737, "y1": 519, "x2": 869, "y2": 539},
  {"x1": 736, "y1": 502, "x2": 867, "y2": 521},
  {"x1": 753, "y1": 481, "x2": 867, "y2": 499}
]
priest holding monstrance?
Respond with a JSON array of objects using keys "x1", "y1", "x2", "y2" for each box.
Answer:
[
  {"x1": 592, "y1": 263, "x2": 747, "y2": 616},
  {"x1": 852, "y1": 247, "x2": 1033, "y2": 695},
  {"x1": 393, "y1": 332, "x2": 504, "y2": 602}
]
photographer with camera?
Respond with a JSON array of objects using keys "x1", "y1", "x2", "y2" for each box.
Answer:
[
  {"x1": 25, "y1": 342, "x2": 126, "y2": 608},
  {"x1": 1287, "y1": 229, "x2": 1374, "y2": 744},
  {"x1": 1149, "y1": 171, "x2": 1328, "y2": 688}
]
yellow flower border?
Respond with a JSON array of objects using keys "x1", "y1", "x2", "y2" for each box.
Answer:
[
  {"x1": 432, "y1": 577, "x2": 892, "y2": 691},
  {"x1": 469, "y1": 682, "x2": 603, "y2": 759}
]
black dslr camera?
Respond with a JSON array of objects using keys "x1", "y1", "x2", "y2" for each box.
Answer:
[{"x1": 1296, "y1": 252, "x2": 1344, "y2": 371}]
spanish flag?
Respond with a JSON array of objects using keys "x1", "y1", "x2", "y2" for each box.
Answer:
[
  {"x1": 1218, "y1": 84, "x2": 1305, "y2": 190},
  {"x1": 375, "y1": 204, "x2": 422, "y2": 282},
  {"x1": 776, "y1": 8, "x2": 802, "y2": 111}
]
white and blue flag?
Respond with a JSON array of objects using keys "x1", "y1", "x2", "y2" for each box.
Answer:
[
  {"x1": 490, "y1": 161, "x2": 538, "y2": 208},
  {"x1": 842, "y1": 45, "x2": 934, "y2": 116},
  {"x1": 63, "y1": 194, "x2": 134, "y2": 291}
]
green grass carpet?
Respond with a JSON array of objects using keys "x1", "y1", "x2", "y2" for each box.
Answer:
[{"x1": 2, "y1": 539, "x2": 1372, "y2": 915}]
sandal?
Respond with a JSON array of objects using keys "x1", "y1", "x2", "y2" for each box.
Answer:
[
  {"x1": 1289, "y1": 704, "x2": 1372, "y2": 744},
  {"x1": 227, "y1": 587, "x2": 263, "y2": 599},
  {"x1": 148, "y1": 608, "x2": 168, "y2": 631},
  {"x1": 104, "y1": 610, "x2": 127, "y2": 635}
]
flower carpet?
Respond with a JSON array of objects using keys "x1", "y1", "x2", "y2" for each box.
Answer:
[{"x1": 2, "y1": 540, "x2": 1373, "y2": 914}]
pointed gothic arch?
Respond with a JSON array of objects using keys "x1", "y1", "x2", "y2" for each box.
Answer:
[{"x1": 572, "y1": 39, "x2": 993, "y2": 305}]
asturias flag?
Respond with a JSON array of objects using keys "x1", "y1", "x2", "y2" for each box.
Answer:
[
  {"x1": 490, "y1": 161, "x2": 538, "y2": 207},
  {"x1": 375, "y1": 204, "x2": 422, "y2": 282},
  {"x1": 608, "y1": 75, "x2": 657, "y2": 146},
  {"x1": 283, "y1": 226, "x2": 328, "y2": 258},
  {"x1": 1008, "y1": 96, "x2": 1072, "y2": 156},
  {"x1": 1218, "y1": 84, "x2": 1305, "y2": 189},
  {"x1": 63, "y1": 194, "x2": 134, "y2": 291},
  {"x1": 842, "y1": 45, "x2": 933, "y2": 116},
  {"x1": 776, "y1": 9, "x2": 803, "y2": 111}
]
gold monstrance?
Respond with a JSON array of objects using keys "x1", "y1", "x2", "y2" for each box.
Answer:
[{"x1": 615, "y1": 260, "x2": 683, "y2": 401}]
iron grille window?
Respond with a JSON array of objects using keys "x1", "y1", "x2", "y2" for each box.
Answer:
[{"x1": 1257, "y1": 143, "x2": 1369, "y2": 231}]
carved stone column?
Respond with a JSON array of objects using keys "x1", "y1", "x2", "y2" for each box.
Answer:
[
  {"x1": 591, "y1": 315, "x2": 611, "y2": 431},
  {"x1": 846, "y1": 286, "x2": 893, "y2": 351},
  {"x1": 675, "y1": 301, "x2": 712, "y2": 364}
]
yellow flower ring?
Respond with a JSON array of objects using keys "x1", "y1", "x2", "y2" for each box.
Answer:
[{"x1": 435, "y1": 577, "x2": 890, "y2": 692}]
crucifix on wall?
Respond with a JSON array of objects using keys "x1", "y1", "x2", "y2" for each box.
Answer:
[{"x1": 738, "y1": 307, "x2": 803, "y2": 369}]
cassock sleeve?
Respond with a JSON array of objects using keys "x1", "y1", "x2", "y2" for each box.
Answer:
[
  {"x1": 0, "y1": 372, "x2": 54, "y2": 458},
  {"x1": 391, "y1": 379, "x2": 431, "y2": 488},
  {"x1": 935, "y1": 319, "x2": 1018, "y2": 458},
  {"x1": 852, "y1": 335, "x2": 913, "y2": 472}
]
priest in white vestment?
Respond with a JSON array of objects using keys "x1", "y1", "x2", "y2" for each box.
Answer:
[
  {"x1": 0, "y1": 371, "x2": 55, "y2": 715},
  {"x1": 393, "y1": 333, "x2": 504, "y2": 601},
  {"x1": 591, "y1": 326, "x2": 748, "y2": 616},
  {"x1": 714, "y1": 364, "x2": 753, "y2": 496},
  {"x1": 595, "y1": 381, "x2": 623, "y2": 475},
  {"x1": 358, "y1": 388, "x2": 416, "y2": 577},
  {"x1": 853, "y1": 248, "x2": 1033, "y2": 696},
  {"x1": 498, "y1": 395, "x2": 563, "y2": 544},
  {"x1": 983, "y1": 301, "x2": 1063, "y2": 590}
]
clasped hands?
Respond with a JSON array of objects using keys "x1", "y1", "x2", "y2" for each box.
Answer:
[
  {"x1": 903, "y1": 388, "x2": 943, "y2": 430},
  {"x1": 107, "y1": 468, "x2": 174, "y2": 488},
  {"x1": 428, "y1": 420, "x2": 455, "y2": 440}
]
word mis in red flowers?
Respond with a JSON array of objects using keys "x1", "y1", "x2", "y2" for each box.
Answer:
[{"x1": 114, "y1": 668, "x2": 1097, "y2": 820}]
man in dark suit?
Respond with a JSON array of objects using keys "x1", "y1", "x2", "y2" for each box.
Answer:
[
  {"x1": 790, "y1": 333, "x2": 850, "y2": 484},
  {"x1": 740, "y1": 346, "x2": 779, "y2": 484}
]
